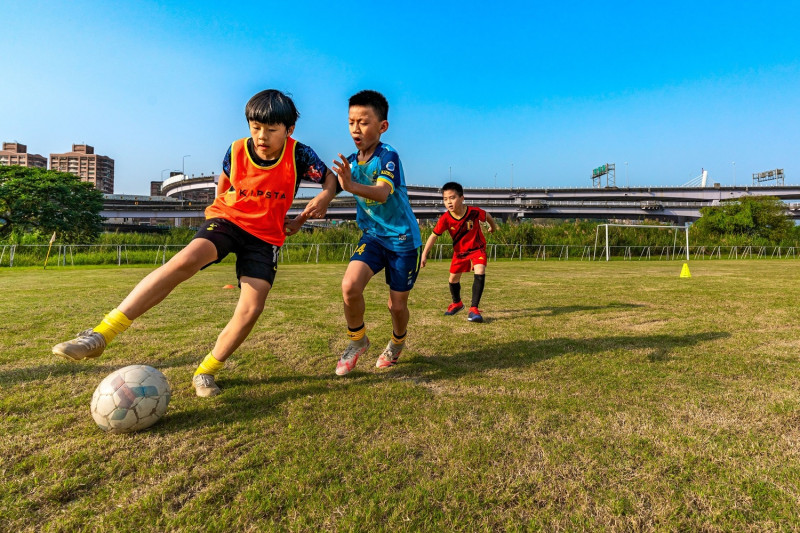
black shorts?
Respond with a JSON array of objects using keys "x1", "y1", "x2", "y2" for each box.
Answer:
[{"x1": 193, "y1": 218, "x2": 280, "y2": 285}]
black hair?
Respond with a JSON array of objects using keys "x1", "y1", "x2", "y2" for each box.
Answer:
[
  {"x1": 245, "y1": 90, "x2": 299, "y2": 127},
  {"x1": 349, "y1": 90, "x2": 389, "y2": 121},
  {"x1": 441, "y1": 181, "x2": 464, "y2": 196}
]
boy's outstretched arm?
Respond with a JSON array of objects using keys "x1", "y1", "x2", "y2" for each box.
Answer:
[
  {"x1": 302, "y1": 168, "x2": 338, "y2": 219},
  {"x1": 420, "y1": 232, "x2": 439, "y2": 268},
  {"x1": 486, "y1": 212, "x2": 498, "y2": 233},
  {"x1": 332, "y1": 154, "x2": 391, "y2": 203},
  {"x1": 286, "y1": 169, "x2": 338, "y2": 236}
]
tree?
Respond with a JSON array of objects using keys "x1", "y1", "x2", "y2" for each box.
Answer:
[
  {"x1": 0, "y1": 166, "x2": 104, "y2": 243},
  {"x1": 694, "y1": 195, "x2": 792, "y2": 242}
]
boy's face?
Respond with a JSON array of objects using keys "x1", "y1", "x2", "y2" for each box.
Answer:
[
  {"x1": 442, "y1": 189, "x2": 464, "y2": 213},
  {"x1": 249, "y1": 120, "x2": 294, "y2": 160},
  {"x1": 348, "y1": 105, "x2": 388, "y2": 154}
]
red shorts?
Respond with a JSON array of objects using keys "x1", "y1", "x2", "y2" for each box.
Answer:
[{"x1": 450, "y1": 248, "x2": 488, "y2": 273}]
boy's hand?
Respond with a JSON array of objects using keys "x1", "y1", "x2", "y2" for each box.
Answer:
[
  {"x1": 420, "y1": 254, "x2": 428, "y2": 268},
  {"x1": 303, "y1": 195, "x2": 331, "y2": 219},
  {"x1": 486, "y1": 222, "x2": 495, "y2": 234},
  {"x1": 332, "y1": 154, "x2": 353, "y2": 192},
  {"x1": 284, "y1": 216, "x2": 305, "y2": 236}
]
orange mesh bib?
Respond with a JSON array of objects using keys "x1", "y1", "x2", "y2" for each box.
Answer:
[{"x1": 205, "y1": 137, "x2": 297, "y2": 245}]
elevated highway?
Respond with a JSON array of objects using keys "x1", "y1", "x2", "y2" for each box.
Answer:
[{"x1": 102, "y1": 183, "x2": 800, "y2": 225}]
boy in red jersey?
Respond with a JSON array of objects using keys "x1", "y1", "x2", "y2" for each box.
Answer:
[
  {"x1": 421, "y1": 181, "x2": 498, "y2": 323},
  {"x1": 53, "y1": 90, "x2": 338, "y2": 397}
]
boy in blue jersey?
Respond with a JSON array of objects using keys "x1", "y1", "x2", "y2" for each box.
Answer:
[{"x1": 332, "y1": 90, "x2": 422, "y2": 375}]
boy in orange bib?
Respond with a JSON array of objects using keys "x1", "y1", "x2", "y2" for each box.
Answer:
[{"x1": 53, "y1": 90, "x2": 337, "y2": 397}]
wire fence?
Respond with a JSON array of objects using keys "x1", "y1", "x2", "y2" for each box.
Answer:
[{"x1": 3, "y1": 243, "x2": 800, "y2": 267}]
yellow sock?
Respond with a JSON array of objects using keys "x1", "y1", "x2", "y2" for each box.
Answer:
[
  {"x1": 392, "y1": 331, "x2": 406, "y2": 346},
  {"x1": 194, "y1": 352, "x2": 225, "y2": 377},
  {"x1": 93, "y1": 308, "x2": 132, "y2": 344},
  {"x1": 347, "y1": 324, "x2": 366, "y2": 343}
]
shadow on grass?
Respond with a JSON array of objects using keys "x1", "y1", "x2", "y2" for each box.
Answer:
[
  {"x1": 0, "y1": 352, "x2": 204, "y2": 387},
  {"x1": 4, "y1": 330, "x2": 729, "y2": 433},
  {"x1": 485, "y1": 302, "x2": 646, "y2": 322},
  {"x1": 533, "y1": 302, "x2": 646, "y2": 316},
  {"x1": 400, "y1": 330, "x2": 731, "y2": 380},
  {"x1": 155, "y1": 330, "x2": 730, "y2": 432},
  {"x1": 0, "y1": 361, "x2": 125, "y2": 386},
  {"x1": 159, "y1": 373, "x2": 374, "y2": 432}
]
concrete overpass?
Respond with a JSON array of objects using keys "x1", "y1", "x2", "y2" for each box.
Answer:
[{"x1": 102, "y1": 183, "x2": 800, "y2": 225}]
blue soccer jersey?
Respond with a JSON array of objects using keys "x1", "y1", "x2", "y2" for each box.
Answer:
[{"x1": 347, "y1": 142, "x2": 422, "y2": 252}]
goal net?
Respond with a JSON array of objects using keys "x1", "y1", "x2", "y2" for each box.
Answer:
[{"x1": 594, "y1": 223, "x2": 690, "y2": 261}]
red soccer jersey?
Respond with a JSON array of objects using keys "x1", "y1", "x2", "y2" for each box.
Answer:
[{"x1": 433, "y1": 206, "x2": 488, "y2": 258}]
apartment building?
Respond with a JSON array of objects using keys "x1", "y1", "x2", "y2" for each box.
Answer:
[
  {"x1": 50, "y1": 144, "x2": 114, "y2": 193},
  {"x1": 0, "y1": 142, "x2": 48, "y2": 169}
]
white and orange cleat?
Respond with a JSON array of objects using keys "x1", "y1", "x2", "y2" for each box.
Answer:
[
  {"x1": 335, "y1": 338, "x2": 370, "y2": 376},
  {"x1": 376, "y1": 340, "x2": 404, "y2": 369}
]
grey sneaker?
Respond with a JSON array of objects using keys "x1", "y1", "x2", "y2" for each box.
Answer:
[
  {"x1": 52, "y1": 329, "x2": 107, "y2": 361},
  {"x1": 335, "y1": 338, "x2": 370, "y2": 376},
  {"x1": 376, "y1": 340, "x2": 404, "y2": 368},
  {"x1": 193, "y1": 374, "x2": 221, "y2": 397}
]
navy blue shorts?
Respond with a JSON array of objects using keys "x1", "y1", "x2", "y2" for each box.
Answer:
[
  {"x1": 193, "y1": 218, "x2": 279, "y2": 285},
  {"x1": 350, "y1": 234, "x2": 421, "y2": 292}
]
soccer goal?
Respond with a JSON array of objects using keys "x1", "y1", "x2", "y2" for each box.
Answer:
[{"x1": 594, "y1": 223, "x2": 690, "y2": 261}]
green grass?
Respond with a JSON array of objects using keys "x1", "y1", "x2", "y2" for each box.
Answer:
[{"x1": 3, "y1": 260, "x2": 800, "y2": 531}]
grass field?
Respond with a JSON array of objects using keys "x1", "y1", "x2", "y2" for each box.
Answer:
[{"x1": 3, "y1": 260, "x2": 800, "y2": 531}]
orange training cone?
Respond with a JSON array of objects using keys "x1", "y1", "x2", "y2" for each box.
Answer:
[{"x1": 222, "y1": 284, "x2": 236, "y2": 289}]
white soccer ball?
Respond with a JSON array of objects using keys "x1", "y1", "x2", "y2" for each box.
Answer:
[{"x1": 90, "y1": 365, "x2": 171, "y2": 434}]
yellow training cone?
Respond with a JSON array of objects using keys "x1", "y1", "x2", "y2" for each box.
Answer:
[{"x1": 680, "y1": 263, "x2": 691, "y2": 278}]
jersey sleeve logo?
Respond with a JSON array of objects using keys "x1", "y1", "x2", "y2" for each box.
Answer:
[
  {"x1": 386, "y1": 161, "x2": 395, "y2": 172},
  {"x1": 306, "y1": 164, "x2": 323, "y2": 181}
]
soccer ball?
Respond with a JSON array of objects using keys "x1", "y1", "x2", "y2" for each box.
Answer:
[{"x1": 90, "y1": 365, "x2": 171, "y2": 434}]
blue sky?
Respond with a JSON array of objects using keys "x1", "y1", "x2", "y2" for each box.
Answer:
[{"x1": 2, "y1": 0, "x2": 799, "y2": 194}]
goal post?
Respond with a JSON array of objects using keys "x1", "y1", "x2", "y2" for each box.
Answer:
[{"x1": 594, "y1": 223, "x2": 690, "y2": 261}]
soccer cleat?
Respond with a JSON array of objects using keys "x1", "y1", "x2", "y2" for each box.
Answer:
[
  {"x1": 376, "y1": 340, "x2": 404, "y2": 369},
  {"x1": 336, "y1": 338, "x2": 370, "y2": 376},
  {"x1": 52, "y1": 328, "x2": 107, "y2": 361},
  {"x1": 193, "y1": 374, "x2": 221, "y2": 397},
  {"x1": 444, "y1": 301, "x2": 464, "y2": 315},
  {"x1": 467, "y1": 307, "x2": 484, "y2": 323}
]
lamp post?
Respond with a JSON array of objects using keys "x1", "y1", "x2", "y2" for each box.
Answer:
[
  {"x1": 182, "y1": 155, "x2": 191, "y2": 177},
  {"x1": 732, "y1": 161, "x2": 736, "y2": 187},
  {"x1": 160, "y1": 168, "x2": 170, "y2": 180}
]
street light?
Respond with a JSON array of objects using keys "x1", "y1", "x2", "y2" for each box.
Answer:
[
  {"x1": 160, "y1": 168, "x2": 170, "y2": 180},
  {"x1": 732, "y1": 161, "x2": 736, "y2": 187},
  {"x1": 182, "y1": 155, "x2": 191, "y2": 177}
]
